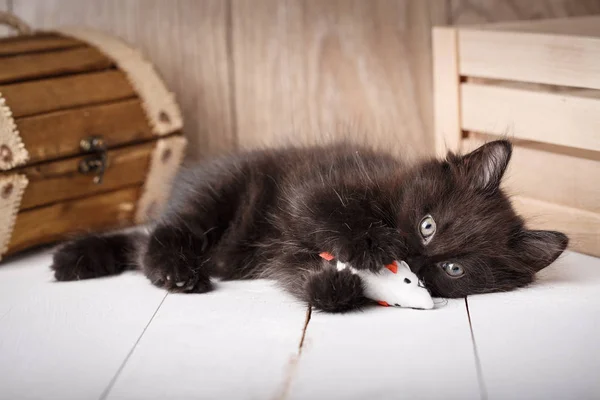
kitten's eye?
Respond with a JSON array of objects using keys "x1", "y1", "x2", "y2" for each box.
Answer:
[
  {"x1": 419, "y1": 215, "x2": 436, "y2": 242},
  {"x1": 440, "y1": 262, "x2": 464, "y2": 277}
]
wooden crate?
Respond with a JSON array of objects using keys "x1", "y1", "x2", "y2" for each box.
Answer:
[
  {"x1": 0, "y1": 14, "x2": 186, "y2": 258},
  {"x1": 433, "y1": 15, "x2": 600, "y2": 257}
]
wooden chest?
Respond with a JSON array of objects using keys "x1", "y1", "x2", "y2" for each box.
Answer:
[
  {"x1": 433, "y1": 15, "x2": 600, "y2": 257},
  {"x1": 0, "y1": 14, "x2": 186, "y2": 259}
]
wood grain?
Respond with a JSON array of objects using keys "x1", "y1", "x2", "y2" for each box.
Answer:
[
  {"x1": 17, "y1": 99, "x2": 153, "y2": 164},
  {"x1": 463, "y1": 136, "x2": 600, "y2": 214},
  {"x1": 13, "y1": 0, "x2": 235, "y2": 159},
  {"x1": 433, "y1": 27, "x2": 462, "y2": 156},
  {"x1": 7, "y1": 186, "x2": 141, "y2": 255},
  {"x1": 513, "y1": 196, "x2": 600, "y2": 257},
  {"x1": 0, "y1": 45, "x2": 114, "y2": 84},
  {"x1": 0, "y1": 70, "x2": 135, "y2": 118},
  {"x1": 458, "y1": 28, "x2": 600, "y2": 90},
  {"x1": 232, "y1": 0, "x2": 446, "y2": 157},
  {"x1": 0, "y1": 33, "x2": 83, "y2": 56},
  {"x1": 461, "y1": 83, "x2": 600, "y2": 151},
  {"x1": 450, "y1": 0, "x2": 600, "y2": 25},
  {"x1": 482, "y1": 14, "x2": 600, "y2": 36},
  {"x1": 18, "y1": 142, "x2": 154, "y2": 210},
  {"x1": 107, "y1": 281, "x2": 308, "y2": 400},
  {"x1": 289, "y1": 300, "x2": 480, "y2": 399}
]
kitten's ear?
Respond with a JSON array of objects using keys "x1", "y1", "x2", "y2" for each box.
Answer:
[
  {"x1": 517, "y1": 230, "x2": 569, "y2": 272},
  {"x1": 450, "y1": 140, "x2": 512, "y2": 191}
]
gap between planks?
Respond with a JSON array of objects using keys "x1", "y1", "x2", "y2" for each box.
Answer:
[
  {"x1": 98, "y1": 292, "x2": 169, "y2": 400},
  {"x1": 465, "y1": 297, "x2": 488, "y2": 400},
  {"x1": 275, "y1": 304, "x2": 313, "y2": 400}
]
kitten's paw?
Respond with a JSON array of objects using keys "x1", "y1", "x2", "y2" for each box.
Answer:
[
  {"x1": 51, "y1": 234, "x2": 132, "y2": 281},
  {"x1": 144, "y1": 257, "x2": 212, "y2": 293},
  {"x1": 143, "y1": 229, "x2": 212, "y2": 294},
  {"x1": 306, "y1": 268, "x2": 367, "y2": 313},
  {"x1": 334, "y1": 227, "x2": 407, "y2": 272}
]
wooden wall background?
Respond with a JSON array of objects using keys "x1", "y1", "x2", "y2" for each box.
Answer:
[{"x1": 2, "y1": 0, "x2": 600, "y2": 160}]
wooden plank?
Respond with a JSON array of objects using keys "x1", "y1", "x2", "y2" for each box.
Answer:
[
  {"x1": 232, "y1": 0, "x2": 446, "y2": 157},
  {"x1": 17, "y1": 99, "x2": 153, "y2": 164},
  {"x1": 467, "y1": 251, "x2": 600, "y2": 400},
  {"x1": 0, "y1": 46, "x2": 114, "y2": 84},
  {"x1": 0, "y1": 70, "x2": 136, "y2": 118},
  {"x1": 463, "y1": 136, "x2": 600, "y2": 214},
  {"x1": 461, "y1": 83, "x2": 600, "y2": 151},
  {"x1": 106, "y1": 280, "x2": 308, "y2": 400},
  {"x1": 433, "y1": 26, "x2": 462, "y2": 156},
  {"x1": 450, "y1": 0, "x2": 600, "y2": 25},
  {"x1": 18, "y1": 142, "x2": 154, "y2": 210},
  {"x1": 0, "y1": 33, "x2": 83, "y2": 56},
  {"x1": 0, "y1": 251, "x2": 54, "y2": 319},
  {"x1": 289, "y1": 300, "x2": 481, "y2": 399},
  {"x1": 458, "y1": 28, "x2": 600, "y2": 90},
  {"x1": 479, "y1": 15, "x2": 600, "y2": 37},
  {"x1": 13, "y1": 0, "x2": 235, "y2": 159},
  {"x1": 512, "y1": 196, "x2": 600, "y2": 257},
  {"x1": 7, "y1": 186, "x2": 140, "y2": 255},
  {"x1": 0, "y1": 251, "x2": 167, "y2": 400}
]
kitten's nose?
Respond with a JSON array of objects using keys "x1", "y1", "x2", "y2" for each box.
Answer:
[{"x1": 405, "y1": 256, "x2": 425, "y2": 275}]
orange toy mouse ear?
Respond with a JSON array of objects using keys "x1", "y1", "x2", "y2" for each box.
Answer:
[
  {"x1": 377, "y1": 300, "x2": 390, "y2": 307},
  {"x1": 319, "y1": 252, "x2": 335, "y2": 261},
  {"x1": 385, "y1": 262, "x2": 398, "y2": 274}
]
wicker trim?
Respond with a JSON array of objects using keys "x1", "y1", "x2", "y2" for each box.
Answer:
[
  {"x1": 0, "y1": 174, "x2": 28, "y2": 259},
  {"x1": 55, "y1": 27, "x2": 183, "y2": 137},
  {"x1": 0, "y1": 93, "x2": 29, "y2": 170},
  {"x1": 135, "y1": 136, "x2": 187, "y2": 223}
]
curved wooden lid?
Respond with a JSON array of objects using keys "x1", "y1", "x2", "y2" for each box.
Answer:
[{"x1": 55, "y1": 26, "x2": 183, "y2": 137}]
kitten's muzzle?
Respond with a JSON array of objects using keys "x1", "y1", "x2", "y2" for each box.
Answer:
[{"x1": 405, "y1": 256, "x2": 426, "y2": 275}]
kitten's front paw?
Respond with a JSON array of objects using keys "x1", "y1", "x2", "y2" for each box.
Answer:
[
  {"x1": 145, "y1": 259, "x2": 212, "y2": 293},
  {"x1": 143, "y1": 232, "x2": 212, "y2": 294},
  {"x1": 334, "y1": 227, "x2": 407, "y2": 272}
]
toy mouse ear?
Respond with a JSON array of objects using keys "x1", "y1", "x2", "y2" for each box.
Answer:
[{"x1": 397, "y1": 261, "x2": 411, "y2": 272}]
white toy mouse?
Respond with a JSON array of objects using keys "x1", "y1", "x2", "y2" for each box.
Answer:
[{"x1": 320, "y1": 252, "x2": 434, "y2": 310}]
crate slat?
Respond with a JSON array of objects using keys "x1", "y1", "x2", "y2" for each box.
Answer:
[
  {"x1": 7, "y1": 186, "x2": 141, "y2": 255},
  {"x1": 458, "y1": 29, "x2": 600, "y2": 90},
  {"x1": 461, "y1": 83, "x2": 600, "y2": 152},
  {"x1": 463, "y1": 137, "x2": 600, "y2": 214},
  {"x1": 0, "y1": 46, "x2": 114, "y2": 84},
  {"x1": 512, "y1": 196, "x2": 600, "y2": 258},
  {"x1": 0, "y1": 34, "x2": 83, "y2": 56},
  {"x1": 0, "y1": 70, "x2": 136, "y2": 118},
  {"x1": 433, "y1": 27, "x2": 462, "y2": 156},
  {"x1": 16, "y1": 99, "x2": 153, "y2": 164},
  {"x1": 19, "y1": 142, "x2": 154, "y2": 210},
  {"x1": 477, "y1": 15, "x2": 600, "y2": 37}
]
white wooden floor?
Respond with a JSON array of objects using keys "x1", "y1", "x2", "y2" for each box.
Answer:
[{"x1": 0, "y1": 250, "x2": 599, "y2": 400}]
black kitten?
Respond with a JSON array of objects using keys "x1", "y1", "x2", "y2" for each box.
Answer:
[{"x1": 51, "y1": 140, "x2": 568, "y2": 312}]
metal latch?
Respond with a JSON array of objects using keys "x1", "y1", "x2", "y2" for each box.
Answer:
[{"x1": 78, "y1": 136, "x2": 108, "y2": 184}]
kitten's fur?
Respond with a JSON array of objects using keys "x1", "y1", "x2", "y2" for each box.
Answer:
[{"x1": 52, "y1": 140, "x2": 568, "y2": 312}]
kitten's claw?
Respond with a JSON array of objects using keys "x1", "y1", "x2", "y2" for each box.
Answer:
[{"x1": 144, "y1": 259, "x2": 212, "y2": 294}]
